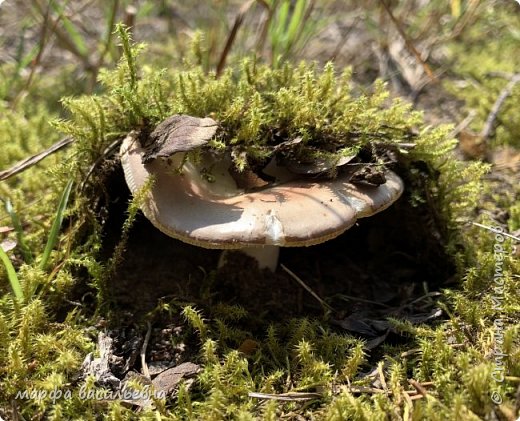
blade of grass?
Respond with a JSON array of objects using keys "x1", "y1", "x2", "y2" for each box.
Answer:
[
  {"x1": 284, "y1": 0, "x2": 306, "y2": 53},
  {"x1": 100, "y1": 0, "x2": 120, "y2": 64},
  {"x1": 17, "y1": 44, "x2": 40, "y2": 73},
  {"x1": 0, "y1": 246, "x2": 24, "y2": 302},
  {"x1": 4, "y1": 199, "x2": 33, "y2": 263},
  {"x1": 12, "y1": 0, "x2": 52, "y2": 107},
  {"x1": 450, "y1": 0, "x2": 461, "y2": 18},
  {"x1": 276, "y1": 0, "x2": 290, "y2": 39},
  {"x1": 13, "y1": 23, "x2": 40, "y2": 76},
  {"x1": 270, "y1": 0, "x2": 290, "y2": 62},
  {"x1": 49, "y1": 0, "x2": 88, "y2": 57},
  {"x1": 87, "y1": 0, "x2": 119, "y2": 91},
  {"x1": 39, "y1": 179, "x2": 74, "y2": 271}
]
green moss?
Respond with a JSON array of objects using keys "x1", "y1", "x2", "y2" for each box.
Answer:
[{"x1": 445, "y1": 4, "x2": 520, "y2": 147}]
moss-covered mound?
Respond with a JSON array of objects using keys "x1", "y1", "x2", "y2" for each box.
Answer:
[{"x1": 0, "y1": 25, "x2": 518, "y2": 421}]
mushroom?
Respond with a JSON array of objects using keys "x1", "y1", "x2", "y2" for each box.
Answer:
[{"x1": 119, "y1": 131, "x2": 404, "y2": 271}]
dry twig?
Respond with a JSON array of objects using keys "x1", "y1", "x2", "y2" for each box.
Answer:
[
  {"x1": 449, "y1": 110, "x2": 477, "y2": 138},
  {"x1": 379, "y1": 0, "x2": 436, "y2": 83},
  {"x1": 480, "y1": 73, "x2": 520, "y2": 141},
  {"x1": 377, "y1": 362, "x2": 388, "y2": 393},
  {"x1": 248, "y1": 391, "x2": 321, "y2": 401},
  {"x1": 216, "y1": 0, "x2": 264, "y2": 77},
  {"x1": 472, "y1": 222, "x2": 520, "y2": 242},
  {"x1": 0, "y1": 137, "x2": 74, "y2": 181},
  {"x1": 140, "y1": 321, "x2": 152, "y2": 379},
  {"x1": 408, "y1": 379, "x2": 430, "y2": 398}
]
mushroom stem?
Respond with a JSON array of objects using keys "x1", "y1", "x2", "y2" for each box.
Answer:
[{"x1": 218, "y1": 246, "x2": 280, "y2": 272}]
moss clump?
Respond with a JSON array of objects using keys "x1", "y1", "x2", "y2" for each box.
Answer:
[
  {"x1": 58, "y1": 26, "x2": 455, "y2": 179},
  {"x1": 169, "y1": 61, "x2": 420, "y2": 172}
]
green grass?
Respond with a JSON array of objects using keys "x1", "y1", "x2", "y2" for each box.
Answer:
[
  {"x1": 39, "y1": 178, "x2": 73, "y2": 272},
  {"x1": 4, "y1": 198, "x2": 33, "y2": 264},
  {"x1": 0, "y1": 244, "x2": 24, "y2": 302}
]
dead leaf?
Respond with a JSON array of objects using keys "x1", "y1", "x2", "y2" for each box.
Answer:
[
  {"x1": 152, "y1": 362, "x2": 200, "y2": 396},
  {"x1": 334, "y1": 315, "x2": 390, "y2": 336},
  {"x1": 272, "y1": 136, "x2": 303, "y2": 152},
  {"x1": 248, "y1": 391, "x2": 321, "y2": 401},
  {"x1": 458, "y1": 130, "x2": 486, "y2": 159},
  {"x1": 147, "y1": 361, "x2": 177, "y2": 377},
  {"x1": 348, "y1": 165, "x2": 387, "y2": 187},
  {"x1": 283, "y1": 152, "x2": 356, "y2": 176},
  {"x1": 142, "y1": 115, "x2": 218, "y2": 163},
  {"x1": 404, "y1": 308, "x2": 442, "y2": 324},
  {"x1": 237, "y1": 339, "x2": 259, "y2": 355},
  {"x1": 365, "y1": 331, "x2": 390, "y2": 350},
  {"x1": 0, "y1": 238, "x2": 17, "y2": 252},
  {"x1": 333, "y1": 307, "x2": 443, "y2": 350}
]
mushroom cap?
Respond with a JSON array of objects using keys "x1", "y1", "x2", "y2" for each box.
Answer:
[{"x1": 120, "y1": 133, "x2": 404, "y2": 249}]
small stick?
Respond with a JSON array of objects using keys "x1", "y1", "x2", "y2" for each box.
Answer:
[
  {"x1": 480, "y1": 73, "x2": 520, "y2": 141},
  {"x1": 216, "y1": 0, "x2": 258, "y2": 78},
  {"x1": 14, "y1": 0, "x2": 52, "y2": 106},
  {"x1": 0, "y1": 137, "x2": 74, "y2": 181},
  {"x1": 409, "y1": 291, "x2": 442, "y2": 305},
  {"x1": 419, "y1": 382, "x2": 434, "y2": 387},
  {"x1": 449, "y1": 110, "x2": 477, "y2": 138},
  {"x1": 472, "y1": 222, "x2": 520, "y2": 242},
  {"x1": 140, "y1": 321, "x2": 152, "y2": 379},
  {"x1": 336, "y1": 293, "x2": 391, "y2": 308},
  {"x1": 379, "y1": 0, "x2": 436, "y2": 82},
  {"x1": 328, "y1": 18, "x2": 359, "y2": 62},
  {"x1": 248, "y1": 391, "x2": 321, "y2": 401},
  {"x1": 280, "y1": 264, "x2": 335, "y2": 313},
  {"x1": 347, "y1": 386, "x2": 385, "y2": 394},
  {"x1": 123, "y1": 5, "x2": 137, "y2": 30},
  {"x1": 402, "y1": 390, "x2": 414, "y2": 420},
  {"x1": 400, "y1": 348, "x2": 421, "y2": 358},
  {"x1": 340, "y1": 385, "x2": 429, "y2": 396},
  {"x1": 30, "y1": 0, "x2": 91, "y2": 68},
  {"x1": 408, "y1": 379, "x2": 429, "y2": 397}
]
